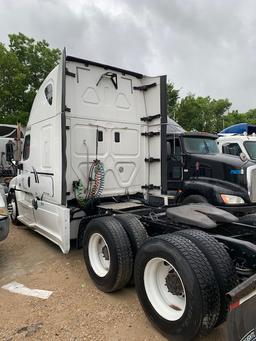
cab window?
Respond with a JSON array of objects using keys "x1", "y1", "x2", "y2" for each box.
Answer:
[
  {"x1": 45, "y1": 84, "x2": 53, "y2": 105},
  {"x1": 244, "y1": 141, "x2": 256, "y2": 160},
  {"x1": 183, "y1": 137, "x2": 219, "y2": 154},
  {"x1": 167, "y1": 138, "x2": 182, "y2": 180},
  {"x1": 222, "y1": 143, "x2": 242, "y2": 156},
  {"x1": 23, "y1": 135, "x2": 31, "y2": 160},
  {"x1": 168, "y1": 138, "x2": 182, "y2": 160}
]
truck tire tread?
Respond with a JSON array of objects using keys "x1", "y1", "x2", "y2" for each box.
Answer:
[
  {"x1": 83, "y1": 216, "x2": 133, "y2": 292},
  {"x1": 135, "y1": 234, "x2": 220, "y2": 339},
  {"x1": 114, "y1": 214, "x2": 148, "y2": 254},
  {"x1": 176, "y1": 229, "x2": 238, "y2": 326}
]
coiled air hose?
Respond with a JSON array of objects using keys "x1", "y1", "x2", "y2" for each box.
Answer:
[
  {"x1": 74, "y1": 159, "x2": 105, "y2": 207},
  {"x1": 89, "y1": 160, "x2": 105, "y2": 198}
]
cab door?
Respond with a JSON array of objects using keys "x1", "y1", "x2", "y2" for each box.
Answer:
[
  {"x1": 167, "y1": 136, "x2": 183, "y2": 189},
  {"x1": 14, "y1": 130, "x2": 37, "y2": 227},
  {"x1": 14, "y1": 50, "x2": 70, "y2": 253}
]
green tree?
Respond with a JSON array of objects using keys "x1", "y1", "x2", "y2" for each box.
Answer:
[
  {"x1": 223, "y1": 109, "x2": 256, "y2": 129},
  {"x1": 0, "y1": 33, "x2": 60, "y2": 125},
  {"x1": 175, "y1": 95, "x2": 231, "y2": 133},
  {"x1": 167, "y1": 82, "x2": 179, "y2": 119},
  {"x1": 243, "y1": 109, "x2": 256, "y2": 125},
  {"x1": 0, "y1": 43, "x2": 26, "y2": 115},
  {"x1": 223, "y1": 110, "x2": 242, "y2": 127}
]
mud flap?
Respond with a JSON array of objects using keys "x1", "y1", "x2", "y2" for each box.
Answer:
[{"x1": 226, "y1": 274, "x2": 256, "y2": 341}]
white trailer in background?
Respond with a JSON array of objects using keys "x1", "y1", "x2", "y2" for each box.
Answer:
[
  {"x1": 8, "y1": 50, "x2": 256, "y2": 340},
  {"x1": 0, "y1": 124, "x2": 24, "y2": 179}
]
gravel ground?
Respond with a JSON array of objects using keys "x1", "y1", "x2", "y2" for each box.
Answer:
[{"x1": 0, "y1": 225, "x2": 227, "y2": 341}]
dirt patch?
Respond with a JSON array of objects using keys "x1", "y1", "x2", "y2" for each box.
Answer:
[{"x1": 0, "y1": 226, "x2": 227, "y2": 340}]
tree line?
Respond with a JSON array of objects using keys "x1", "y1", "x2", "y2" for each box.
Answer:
[
  {"x1": 0, "y1": 33, "x2": 255, "y2": 132},
  {"x1": 168, "y1": 83, "x2": 256, "y2": 133},
  {"x1": 0, "y1": 33, "x2": 60, "y2": 125}
]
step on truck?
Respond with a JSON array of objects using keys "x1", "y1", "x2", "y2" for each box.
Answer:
[{"x1": 8, "y1": 50, "x2": 256, "y2": 340}]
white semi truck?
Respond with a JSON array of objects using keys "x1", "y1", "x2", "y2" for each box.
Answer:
[
  {"x1": 0, "y1": 124, "x2": 24, "y2": 180},
  {"x1": 218, "y1": 134, "x2": 256, "y2": 161},
  {"x1": 218, "y1": 123, "x2": 256, "y2": 161},
  {"x1": 8, "y1": 50, "x2": 256, "y2": 340}
]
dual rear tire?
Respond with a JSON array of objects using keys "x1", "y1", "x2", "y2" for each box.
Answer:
[
  {"x1": 176, "y1": 229, "x2": 238, "y2": 327},
  {"x1": 83, "y1": 214, "x2": 147, "y2": 292},
  {"x1": 134, "y1": 234, "x2": 220, "y2": 339},
  {"x1": 134, "y1": 231, "x2": 237, "y2": 339},
  {"x1": 83, "y1": 214, "x2": 237, "y2": 339}
]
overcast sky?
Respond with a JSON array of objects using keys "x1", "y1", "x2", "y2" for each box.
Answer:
[{"x1": 1, "y1": 0, "x2": 256, "y2": 112}]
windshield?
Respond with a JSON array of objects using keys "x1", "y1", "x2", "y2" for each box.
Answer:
[
  {"x1": 183, "y1": 137, "x2": 219, "y2": 154},
  {"x1": 244, "y1": 141, "x2": 256, "y2": 160}
]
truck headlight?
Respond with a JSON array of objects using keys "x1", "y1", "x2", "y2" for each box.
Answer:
[{"x1": 220, "y1": 194, "x2": 245, "y2": 204}]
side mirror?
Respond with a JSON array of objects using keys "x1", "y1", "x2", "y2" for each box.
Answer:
[{"x1": 240, "y1": 152, "x2": 248, "y2": 162}]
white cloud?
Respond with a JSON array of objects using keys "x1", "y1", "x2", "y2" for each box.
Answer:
[{"x1": 0, "y1": 0, "x2": 256, "y2": 111}]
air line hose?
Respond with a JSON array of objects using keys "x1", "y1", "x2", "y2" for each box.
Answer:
[{"x1": 74, "y1": 159, "x2": 105, "y2": 207}]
